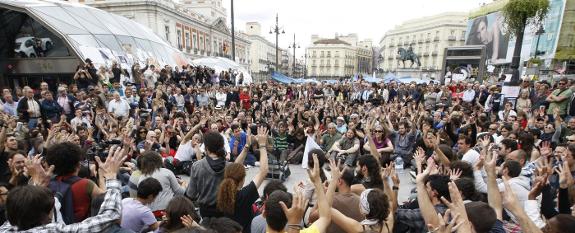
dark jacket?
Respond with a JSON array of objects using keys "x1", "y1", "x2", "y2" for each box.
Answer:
[
  {"x1": 41, "y1": 99, "x2": 63, "y2": 120},
  {"x1": 16, "y1": 97, "x2": 41, "y2": 122}
]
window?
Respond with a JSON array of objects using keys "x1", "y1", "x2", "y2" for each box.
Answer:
[
  {"x1": 335, "y1": 51, "x2": 340, "y2": 57},
  {"x1": 320, "y1": 51, "x2": 324, "y2": 57},
  {"x1": 450, "y1": 30, "x2": 455, "y2": 35},
  {"x1": 177, "y1": 29, "x2": 182, "y2": 49},
  {"x1": 193, "y1": 34, "x2": 197, "y2": 49},
  {"x1": 206, "y1": 38, "x2": 210, "y2": 51},
  {"x1": 327, "y1": 60, "x2": 330, "y2": 66},
  {"x1": 185, "y1": 32, "x2": 190, "y2": 48},
  {"x1": 320, "y1": 60, "x2": 324, "y2": 66},
  {"x1": 165, "y1": 25, "x2": 170, "y2": 41},
  {"x1": 327, "y1": 51, "x2": 331, "y2": 57},
  {"x1": 200, "y1": 35, "x2": 204, "y2": 50}
]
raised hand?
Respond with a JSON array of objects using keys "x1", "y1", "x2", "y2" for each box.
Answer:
[
  {"x1": 440, "y1": 182, "x2": 472, "y2": 232},
  {"x1": 329, "y1": 159, "x2": 342, "y2": 181},
  {"x1": 256, "y1": 126, "x2": 269, "y2": 147},
  {"x1": 95, "y1": 146, "x2": 126, "y2": 180},
  {"x1": 539, "y1": 141, "x2": 552, "y2": 158},
  {"x1": 427, "y1": 209, "x2": 462, "y2": 233},
  {"x1": 307, "y1": 154, "x2": 321, "y2": 184},
  {"x1": 449, "y1": 168, "x2": 462, "y2": 181},
  {"x1": 279, "y1": 190, "x2": 308, "y2": 225},
  {"x1": 416, "y1": 157, "x2": 434, "y2": 184},
  {"x1": 556, "y1": 162, "x2": 574, "y2": 189},
  {"x1": 25, "y1": 154, "x2": 54, "y2": 187}
]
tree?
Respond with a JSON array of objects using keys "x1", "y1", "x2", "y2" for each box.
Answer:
[{"x1": 502, "y1": 0, "x2": 549, "y2": 84}]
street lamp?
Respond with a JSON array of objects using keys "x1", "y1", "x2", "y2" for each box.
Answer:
[
  {"x1": 269, "y1": 13, "x2": 285, "y2": 73},
  {"x1": 288, "y1": 33, "x2": 300, "y2": 77},
  {"x1": 231, "y1": 0, "x2": 235, "y2": 61},
  {"x1": 534, "y1": 25, "x2": 546, "y2": 57}
]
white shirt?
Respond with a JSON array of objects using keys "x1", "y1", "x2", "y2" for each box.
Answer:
[
  {"x1": 174, "y1": 140, "x2": 195, "y2": 162},
  {"x1": 215, "y1": 92, "x2": 227, "y2": 107},
  {"x1": 462, "y1": 89, "x2": 476, "y2": 103},
  {"x1": 461, "y1": 149, "x2": 480, "y2": 166},
  {"x1": 107, "y1": 98, "x2": 130, "y2": 118}
]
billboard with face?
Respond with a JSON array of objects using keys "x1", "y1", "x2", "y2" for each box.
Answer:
[
  {"x1": 465, "y1": 12, "x2": 510, "y2": 64},
  {"x1": 465, "y1": 0, "x2": 565, "y2": 67}
]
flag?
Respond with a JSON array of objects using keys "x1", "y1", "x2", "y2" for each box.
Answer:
[{"x1": 302, "y1": 135, "x2": 322, "y2": 169}]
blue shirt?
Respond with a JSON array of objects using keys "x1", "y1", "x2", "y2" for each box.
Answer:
[
  {"x1": 229, "y1": 132, "x2": 247, "y2": 156},
  {"x1": 3, "y1": 102, "x2": 17, "y2": 117}
]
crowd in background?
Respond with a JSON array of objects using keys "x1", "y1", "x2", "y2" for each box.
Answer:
[{"x1": 0, "y1": 57, "x2": 574, "y2": 233}]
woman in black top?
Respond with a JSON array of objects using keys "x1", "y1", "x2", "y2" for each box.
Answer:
[{"x1": 215, "y1": 127, "x2": 269, "y2": 233}]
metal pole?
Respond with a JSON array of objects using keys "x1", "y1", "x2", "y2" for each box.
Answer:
[
  {"x1": 275, "y1": 14, "x2": 279, "y2": 72},
  {"x1": 231, "y1": 0, "x2": 235, "y2": 61},
  {"x1": 293, "y1": 33, "x2": 296, "y2": 76}
]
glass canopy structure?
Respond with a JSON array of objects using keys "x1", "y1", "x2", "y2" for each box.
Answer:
[{"x1": 0, "y1": 0, "x2": 189, "y2": 72}]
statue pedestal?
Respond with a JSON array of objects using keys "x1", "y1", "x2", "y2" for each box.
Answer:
[{"x1": 395, "y1": 68, "x2": 421, "y2": 78}]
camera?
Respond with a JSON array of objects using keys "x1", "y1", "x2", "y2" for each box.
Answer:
[{"x1": 86, "y1": 139, "x2": 122, "y2": 160}]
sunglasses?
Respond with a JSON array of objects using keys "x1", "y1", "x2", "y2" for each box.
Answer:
[{"x1": 374, "y1": 130, "x2": 383, "y2": 133}]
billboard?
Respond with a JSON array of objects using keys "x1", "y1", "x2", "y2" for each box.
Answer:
[
  {"x1": 465, "y1": 0, "x2": 566, "y2": 67},
  {"x1": 465, "y1": 11, "x2": 510, "y2": 64}
]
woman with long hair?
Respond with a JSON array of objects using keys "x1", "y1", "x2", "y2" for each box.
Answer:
[
  {"x1": 216, "y1": 127, "x2": 269, "y2": 233},
  {"x1": 363, "y1": 125, "x2": 394, "y2": 161},
  {"x1": 138, "y1": 151, "x2": 186, "y2": 216},
  {"x1": 331, "y1": 186, "x2": 396, "y2": 233},
  {"x1": 158, "y1": 196, "x2": 201, "y2": 232}
]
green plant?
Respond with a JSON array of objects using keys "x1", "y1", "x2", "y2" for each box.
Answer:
[{"x1": 502, "y1": 0, "x2": 550, "y2": 83}]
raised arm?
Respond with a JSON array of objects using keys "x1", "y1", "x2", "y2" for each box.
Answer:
[
  {"x1": 252, "y1": 127, "x2": 269, "y2": 188},
  {"x1": 308, "y1": 154, "x2": 332, "y2": 233},
  {"x1": 416, "y1": 159, "x2": 441, "y2": 227},
  {"x1": 234, "y1": 129, "x2": 252, "y2": 164},
  {"x1": 485, "y1": 147, "x2": 503, "y2": 220}
]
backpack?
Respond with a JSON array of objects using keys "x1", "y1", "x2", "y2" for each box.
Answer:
[{"x1": 49, "y1": 176, "x2": 82, "y2": 224}]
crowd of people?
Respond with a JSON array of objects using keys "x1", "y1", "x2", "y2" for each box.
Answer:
[{"x1": 0, "y1": 57, "x2": 574, "y2": 233}]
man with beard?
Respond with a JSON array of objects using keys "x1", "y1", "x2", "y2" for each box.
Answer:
[{"x1": 0, "y1": 131, "x2": 19, "y2": 184}]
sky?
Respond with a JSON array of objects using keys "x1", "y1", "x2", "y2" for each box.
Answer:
[{"x1": 222, "y1": 0, "x2": 489, "y2": 58}]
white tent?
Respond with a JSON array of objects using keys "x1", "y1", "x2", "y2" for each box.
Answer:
[{"x1": 191, "y1": 57, "x2": 253, "y2": 84}]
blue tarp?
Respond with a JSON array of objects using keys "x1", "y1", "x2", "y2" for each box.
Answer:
[
  {"x1": 271, "y1": 72, "x2": 320, "y2": 84},
  {"x1": 271, "y1": 72, "x2": 297, "y2": 84}
]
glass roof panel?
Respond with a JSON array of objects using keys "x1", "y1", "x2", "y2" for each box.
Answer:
[
  {"x1": 62, "y1": 6, "x2": 109, "y2": 34},
  {"x1": 31, "y1": 9, "x2": 89, "y2": 34},
  {"x1": 94, "y1": 34, "x2": 122, "y2": 53},
  {"x1": 88, "y1": 9, "x2": 129, "y2": 36},
  {"x1": 69, "y1": 34, "x2": 102, "y2": 48}
]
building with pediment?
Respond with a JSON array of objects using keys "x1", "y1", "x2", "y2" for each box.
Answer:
[{"x1": 81, "y1": 0, "x2": 250, "y2": 68}]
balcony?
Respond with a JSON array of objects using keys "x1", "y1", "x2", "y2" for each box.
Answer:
[
  {"x1": 448, "y1": 35, "x2": 456, "y2": 41},
  {"x1": 423, "y1": 53, "x2": 429, "y2": 57},
  {"x1": 459, "y1": 37, "x2": 466, "y2": 41},
  {"x1": 433, "y1": 36, "x2": 439, "y2": 41},
  {"x1": 432, "y1": 51, "x2": 438, "y2": 56},
  {"x1": 418, "y1": 39, "x2": 423, "y2": 44},
  {"x1": 389, "y1": 43, "x2": 395, "y2": 47}
]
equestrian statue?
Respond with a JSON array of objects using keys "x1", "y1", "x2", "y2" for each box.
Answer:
[{"x1": 397, "y1": 46, "x2": 421, "y2": 68}]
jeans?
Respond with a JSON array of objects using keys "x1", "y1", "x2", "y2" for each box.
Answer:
[{"x1": 28, "y1": 118, "x2": 38, "y2": 129}]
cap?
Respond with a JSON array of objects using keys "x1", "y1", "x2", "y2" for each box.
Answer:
[
  {"x1": 337, "y1": 116, "x2": 345, "y2": 121},
  {"x1": 566, "y1": 135, "x2": 575, "y2": 141}
]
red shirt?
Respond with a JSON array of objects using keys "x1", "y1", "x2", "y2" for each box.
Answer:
[{"x1": 239, "y1": 92, "x2": 250, "y2": 110}]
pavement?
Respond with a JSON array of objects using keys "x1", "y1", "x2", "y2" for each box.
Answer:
[{"x1": 183, "y1": 164, "x2": 415, "y2": 203}]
